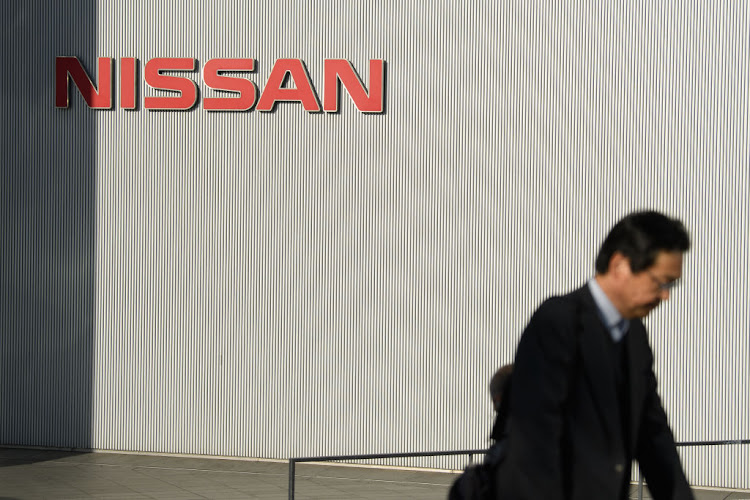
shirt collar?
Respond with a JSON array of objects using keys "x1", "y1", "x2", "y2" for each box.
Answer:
[{"x1": 587, "y1": 278, "x2": 629, "y2": 342}]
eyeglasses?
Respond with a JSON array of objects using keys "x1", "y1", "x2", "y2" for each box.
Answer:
[{"x1": 647, "y1": 271, "x2": 679, "y2": 291}]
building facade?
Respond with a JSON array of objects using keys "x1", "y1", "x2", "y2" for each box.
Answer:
[{"x1": 1, "y1": 0, "x2": 748, "y2": 489}]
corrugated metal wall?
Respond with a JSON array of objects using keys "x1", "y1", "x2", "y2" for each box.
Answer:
[
  {"x1": 1, "y1": 1, "x2": 97, "y2": 448},
  {"x1": 3, "y1": 0, "x2": 749, "y2": 490}
]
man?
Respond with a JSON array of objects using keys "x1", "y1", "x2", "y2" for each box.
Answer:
[
  {"x1": 448, "y1": 364, "x2": 513, "y2": 500},
  {"x1": 489, "y1": 364, "x2": 513, "y2": 445},
  {"x1": 495, "y1": 211, "x2": 694, "y2": 500}
]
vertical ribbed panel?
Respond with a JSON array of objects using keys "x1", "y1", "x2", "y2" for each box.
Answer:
[
  {"x1": 2, "y1": 0, "x2": 748, "y2": 491},
  {"x1": 1, "y1": 2, "x2": 97, "y2": 448}
]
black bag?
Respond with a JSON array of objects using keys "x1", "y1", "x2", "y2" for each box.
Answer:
[
  {"x1": 448, "y1": 461, "x2": 496, "y2": 500},
  {"x1": 448, "y1": 440, "x2": 505, "y2": 500}
]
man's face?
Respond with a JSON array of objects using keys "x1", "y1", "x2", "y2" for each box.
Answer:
[{"x1": 619, "y1": 251, "x2": 683, "y2": 319}]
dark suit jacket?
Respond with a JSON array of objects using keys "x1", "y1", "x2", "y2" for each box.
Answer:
[{"x1": 495, "y1": 286, "x2": 693, "y2": 500}]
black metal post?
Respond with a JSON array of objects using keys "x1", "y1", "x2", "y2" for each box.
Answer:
[
  {"x1": 289, "y1": 459, "x2": 296, "y2": 500},
  {"x1": 638, "y1": 469, "x2": 644, "y2": 500}
]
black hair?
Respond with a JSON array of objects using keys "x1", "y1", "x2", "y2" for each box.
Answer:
[
  {"x1": 595, "y1": 211, "x2": 690, "y2": 274},
  {"x1": 489, "y1": 364, "x2": 513, "y2": 411}
]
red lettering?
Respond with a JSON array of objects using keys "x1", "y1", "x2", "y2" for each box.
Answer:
[
  {"x1": 324, "y1": 59, "x2": 384, "y2": 113},
  {"x1": 144, "y1": 58, "x2": 198, "y2": 110},
  {"x1": 55, "y1": 57, "x2": 113, "y2": 109},
  {"x1": 256, "y1": 59, "x2": 321, "y2": 112},
  {"x1": 203, "y1": 59, "x2": 257, "y2": 111},
  {"x1": 120, "y1": 58, "x2": 137, "y2": 109},
  {"x1": 56, "y1": 57, "x2": 387, "y2": 114}
]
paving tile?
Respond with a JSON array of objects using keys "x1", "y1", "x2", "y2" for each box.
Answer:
[
  {"x1": 142, "y1": 495, "x2": 205, "y2": 500},
  {"x1": 239, "y1": 488, "x2": 288, "y2": 498},
  {"x1": 243, "y1": 494, "x2": 287, "y2": 500}
]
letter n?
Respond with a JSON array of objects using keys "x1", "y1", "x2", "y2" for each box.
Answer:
[
  {"x1": 55, "y1": 57, "x2": 113, "y2": 109},
  {"x1": 323, "y1": 59, "x2": 384, "y2": 113}
]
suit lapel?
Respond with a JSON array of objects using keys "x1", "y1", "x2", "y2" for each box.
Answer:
[
  {"x1": 575, "y1": 288, "x2": 622, "y2": 446},
  {"x1": 626, "y1": 320, "x2": 647, "y2": 456}
]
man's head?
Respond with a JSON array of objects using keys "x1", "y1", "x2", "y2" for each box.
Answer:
[
  {"x1": 489, "y1": 364, "x2": 513, "y2": 412},
  {"x1": 595, "y1": 211, "x2": 690, "y2": 319}
]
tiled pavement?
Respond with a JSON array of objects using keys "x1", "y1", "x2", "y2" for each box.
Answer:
[{"x1": 0, "y1": 447, "x2": 748, "y2": 500}]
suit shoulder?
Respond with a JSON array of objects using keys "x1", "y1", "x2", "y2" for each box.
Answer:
[
  {"x1": 530, "y1": 292, "x2": 581, "y2": 324},
  {"x1": 520, "y1": 293, "x2": 582, "y2": 348},
  {"x1": 517, "y1": 292, "x2": 582, "y2": 363}
]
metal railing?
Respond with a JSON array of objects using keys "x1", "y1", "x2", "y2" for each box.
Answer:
[
  {"x1": 635, "y1": 439, "x2": 750, "y2": 500},
  {"x1": 288, "y1": 448, "x2": 486, "y2": 500},
  {"x1": 288, "y1": 439, "x2": 750, "y2": 500}
]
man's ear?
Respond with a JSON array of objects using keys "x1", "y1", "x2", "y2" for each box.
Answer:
[{"x1": 609, "y1": 252, "x2": 632, "y2": 278}]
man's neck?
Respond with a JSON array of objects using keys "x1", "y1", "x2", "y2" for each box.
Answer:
[{"x1": 594, "y1": 274, "x2": 628, "y2": 319}]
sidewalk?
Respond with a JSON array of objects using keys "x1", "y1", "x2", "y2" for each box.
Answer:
[{"x1": 0, "y1": 447, "x2": 747, "y2": 499}]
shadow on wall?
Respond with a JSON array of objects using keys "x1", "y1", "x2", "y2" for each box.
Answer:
[{"x1": 0, "y1": 1, "x2": 97, "y2": 459}]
